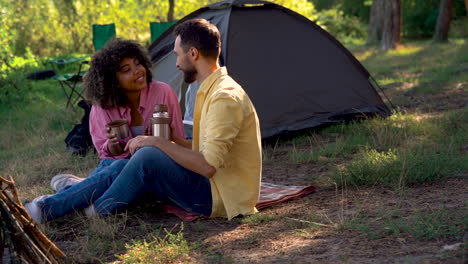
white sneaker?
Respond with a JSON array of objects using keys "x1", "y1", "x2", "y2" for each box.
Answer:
[
  {"x1": 84, "y1": 204, "x2": 98, "y2": 217},
  {"x1": 50, "y1": 174, "x2": 85, "y2": 192},
  {"x1": 24, "y1": 194, "x2": 52, "y2": 224}
]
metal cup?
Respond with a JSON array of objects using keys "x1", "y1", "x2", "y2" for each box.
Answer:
[{"x1": 106, "y1": 119, "x2": 130, "y2": 140}]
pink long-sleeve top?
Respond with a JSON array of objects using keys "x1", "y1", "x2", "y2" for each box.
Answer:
[{"x1": 89, "y1": 81, "x2": 185, "y2": 159}]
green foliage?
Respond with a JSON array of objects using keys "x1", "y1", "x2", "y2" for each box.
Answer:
[
  {"x1": 402, "y1": 0, "x2": 440, "y2": 38},
  {"x1": 450, "y1": 17, "x2": 468, "y2": 38},
  {"x1": 312, "y1": 0, "x2": 372, "y2": 21},
  {"x1": 402, "y1": 0, "x2": 468, "y2": 38},
  {"x1": 0, "y1": 0, "x2": 319, "y2": 61},
  {"x1": 317, "y1": 8, "x2": 368, "y2": 42},
  {"x1": 313, "y1": 0, "x2": 468, "y2": 39}
]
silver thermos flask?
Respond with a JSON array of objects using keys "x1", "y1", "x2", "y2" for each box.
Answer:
[{"x1": 151, "y1": 104, "x2": 171, "y2": 139}]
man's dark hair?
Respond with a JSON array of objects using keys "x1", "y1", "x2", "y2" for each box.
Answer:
[
  {"x1": 174, "y1": 18, "x2": 221, "y2": 59},
  {"x1": 84, "y1": 38, "x2": 152, "y2": 108}
]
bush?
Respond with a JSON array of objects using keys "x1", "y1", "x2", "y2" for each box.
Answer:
[
  {"x1": 317, "y1": 9, "x2": 367, "y2": 42},
  {"x1": 402, "y1": 0, "x2": 467, "y2": 38},
  {"x1": 450, "y1": 17, "x2": 468, "y2": 38}
]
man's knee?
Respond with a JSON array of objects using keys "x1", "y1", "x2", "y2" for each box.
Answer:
[{"x1": 132, "y1": 146, "x2": 167, "y2": 165}]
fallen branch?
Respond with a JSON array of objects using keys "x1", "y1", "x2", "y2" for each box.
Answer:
[{"x1": 0, "y1": 175, "x2": 65, "y2": 263}]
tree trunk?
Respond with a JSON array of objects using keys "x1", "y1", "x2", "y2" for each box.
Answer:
[
  {"x1": 433, "y1": 0, "x2": 453, "y2": 42},
  {"x1": 368, "y1": 0, "x2": 385, "y2": 44},
  {"x1": 167, "y1": 0, "x2": 174, "y2": 22},
  {"x1": 465, "y1": 0, "x2": 468, "y2": 16},
  {"x1": 381, "y1": 0, "x2": 401, "y2": 51}
]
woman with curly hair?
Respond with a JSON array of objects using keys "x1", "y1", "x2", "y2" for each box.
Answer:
[
  {"x1": 49, "y1": 38, "x2": 184, "y2": 192},
  {"x1": 86, "y1": 37, "x2": 184, "y2": 159},
  {"x1": 24, "y1": 38, "x2": 186, "y2": 222}
]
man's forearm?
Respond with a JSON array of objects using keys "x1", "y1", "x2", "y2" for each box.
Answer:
[
  {"x1": 172, "y1": 136, "x2": 192, "y2": 149},
  {"x1": 157, "y1": 139, "x2": 216, "y2": 178}
]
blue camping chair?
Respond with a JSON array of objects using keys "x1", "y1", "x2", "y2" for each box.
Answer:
[{"x1": 49, "y1": 23, "x2": 116, "y2": 110}]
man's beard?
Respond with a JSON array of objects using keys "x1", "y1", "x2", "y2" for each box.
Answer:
[{"x1": 182, "y1": 67, "x2": 197, "y2": 84}]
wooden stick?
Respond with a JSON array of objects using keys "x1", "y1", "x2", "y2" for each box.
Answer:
[
  {"x1": 0, "y1": 192, "x2": 65, "y2": 259},
  {"x1": 0, "y1": 178, "x2": 66, "y2": 261},
  {"x1": 0, "y1": 198, "x2": 49, "y2": 263},
  {"x1": 8, "y1": 176, "x2": 20, "y2": 204}
]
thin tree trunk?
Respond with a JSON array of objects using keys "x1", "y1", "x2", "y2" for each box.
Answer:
[
  {"x1": 433, "y1": 0, "x2": 453, "y2": 42},
  {"x1": 167, "y1": 0, "x2": 174, "y2": 22},
  {"x1": 381, "y1": 0, "x2": 401, "y2": 51},
  {"x1": 465, "y1": 0, "x2": 468, "y2": 16},
  {"x1": 368, "y1": 0, "x2": 385, "y2": 44}
]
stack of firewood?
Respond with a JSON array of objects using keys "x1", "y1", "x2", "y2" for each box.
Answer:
[{"x1": 0, "y1": 176, "x2": 65, "y2": 263}]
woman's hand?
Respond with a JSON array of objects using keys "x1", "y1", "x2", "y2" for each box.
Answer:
[{"x1": 106, "y1": 127, "x2": 124, "y2": 155}]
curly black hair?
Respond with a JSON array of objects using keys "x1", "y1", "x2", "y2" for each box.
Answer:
[{"x1": 84, "y1": 38, "x2": 153, "y2": 108}]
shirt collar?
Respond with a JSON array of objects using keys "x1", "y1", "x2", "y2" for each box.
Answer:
[{"x1": 198, "y1": 67, "x2": 228, "y2": 95}]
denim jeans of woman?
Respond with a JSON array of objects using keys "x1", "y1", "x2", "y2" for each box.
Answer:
[{"x1": 38, "y1": 147, "x2": 212, "y2": 221}]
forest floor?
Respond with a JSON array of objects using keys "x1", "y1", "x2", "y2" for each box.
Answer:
[
  {"x1": 1, "y1": 40, "x2": 466, "y2": 263},
  {"x1": 50, "y1": 41, "x2": 468, "y2": 264}
]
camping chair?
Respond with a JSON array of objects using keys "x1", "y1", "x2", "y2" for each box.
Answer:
[
  {"x1": 150, "y1": 21, "x2": 177, "y2": 43},
  {"x1": 92, "y1": 23, "x2": 116, "y2": 51},
  {"x1": 49, "y1": 23, "x2": 116, "y2": 110},
  {"x1": 48, "y1": 56, "x2": 90, "y2": 110}
]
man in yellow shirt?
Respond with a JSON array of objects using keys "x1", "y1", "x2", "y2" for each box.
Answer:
[
  {"x1": 127, "y1": 18, "x2": 262, "y2": 219},
  {"x1": 26, "y1": 18, "x2": 261, "y2": 222}
]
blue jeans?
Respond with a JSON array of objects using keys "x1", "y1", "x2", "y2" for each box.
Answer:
[
  {"x1": 39, "y1": 147, "x2": 212, "y2": 221},
  {"x1": 56, "y1": 159, "x2": 119, "y2": 193}
]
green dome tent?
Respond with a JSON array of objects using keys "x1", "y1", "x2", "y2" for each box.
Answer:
[{"x1": 149, "y1": 0, "x2": 391, "y2": 139}]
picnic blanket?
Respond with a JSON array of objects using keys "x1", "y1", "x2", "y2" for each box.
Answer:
[{"x1": 162, "y1": 182, "x2": 316, "y2": 221}]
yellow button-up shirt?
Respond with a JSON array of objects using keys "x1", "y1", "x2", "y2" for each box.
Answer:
[{"x1": 192, "y1": 67, "x2": 262, "y2": 219}]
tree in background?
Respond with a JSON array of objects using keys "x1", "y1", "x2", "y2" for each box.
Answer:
[
  {"x1": 368, "y1": 0, "x2": 384, "y2": 44},
  {"x1": 168, "y1": 0, "x2": 175, "y2": 22},
  {"x1": 465, "y1": 0, "x2": 468, "y2": 15},
  {"x1": 1, "y1": 0, "x2": 318, "y2": 61},
  {"x1": 381, "y1": 0, "x2": 401, "y2": 51},
  {"x1": 433, "y1": 0, "x2": 454, "y2": 42},
  {"x1": 368, "y1": 0, "x2": 401, "y2": 51}
]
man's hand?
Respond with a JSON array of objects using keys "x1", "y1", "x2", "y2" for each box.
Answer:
[
  {"x1": 125, "y1": 136, "x2": 169, "y2": 155},
  {"x1": 124, "y1": 135, "x2": 216, "y2": 179}
]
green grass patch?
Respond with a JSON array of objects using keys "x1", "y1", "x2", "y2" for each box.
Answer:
[
  {"x1": 240, "y1": 213, "x2": 277, "y2": 225},
  {"x1": 346, "y1": 208, "x2": 467, "y2": 240},
  {"x1": 334, "y1": 145, "x2": 468, "y2": 188},
  {"x1": 117, "y1": 223, "x2": 197, "y2": 264}
]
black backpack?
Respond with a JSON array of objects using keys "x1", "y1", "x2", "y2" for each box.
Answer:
[{"x1": 64, "y1": 100, "x2": 94, "y2": 156}]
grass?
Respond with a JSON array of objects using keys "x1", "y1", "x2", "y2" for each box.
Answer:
[
  {"x1": 1, "y1": 38, "x2": 467, "y2": 262},
  {"x1": 116, "y1": 223, "x2": 197, "y2": 264},
  {"x1": 240, "y1": 212, "x2": 277, "y2": 225},
  {"x1": 345, "y1": 208, "x2": 467, "y2": 241}
]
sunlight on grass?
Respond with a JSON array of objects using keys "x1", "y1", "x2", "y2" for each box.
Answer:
[
  {"x1": 386, "y1": 45, "x2": 424, "y2": 56},
  {"x1": 354, "y1": 49, "x2": 376, "y2": 61},
  {"x1": 116, "y1": 224, "x2": 197, "y2": 264}
]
